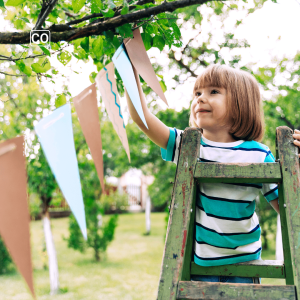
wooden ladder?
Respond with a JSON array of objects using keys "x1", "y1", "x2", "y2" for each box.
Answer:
[{"x1": 157, "y1": 126, "x2": 300, "y2": 300}]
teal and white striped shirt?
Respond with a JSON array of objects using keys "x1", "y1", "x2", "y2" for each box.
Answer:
[{"x1": 161, "y1": 128, "x2": 278, "y2": 267}]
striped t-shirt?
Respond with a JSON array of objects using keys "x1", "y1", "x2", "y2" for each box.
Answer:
[{"x1": 161, "y1": 128, "x2": 278, "y2": 267}]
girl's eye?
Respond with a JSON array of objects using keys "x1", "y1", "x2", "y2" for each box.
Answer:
[
  {"x1": 195, "y1": 92, "x2": 201, "y2": 96},
  {"x1": 211, "y1": 89, "x2": 219, "y2": 94}
]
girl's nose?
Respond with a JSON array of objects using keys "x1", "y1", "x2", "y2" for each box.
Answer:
[{"x1": 197, "y1": 95, "x2": 206, "y2": 103}]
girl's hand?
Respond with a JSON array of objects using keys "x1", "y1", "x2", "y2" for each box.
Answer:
[{"x1": 293, "y1": 129, "x2": 300, "y2": 158}]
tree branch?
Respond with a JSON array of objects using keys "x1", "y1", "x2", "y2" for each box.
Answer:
[
  {"x1": 268, "y1": 111, "x2": 295, "y2": 130},
  {"x1": 0, "y1": 71, "x2": 34, "y2": 77},
  {"x1": 168, "y1": 50, "x2": 197, "y2": 77},
  {"x1": 34, "y1": 0, "x2": 59, "y2": 30},
  {"x1": 0, "y1": 0, "x2": 220, "y2": 44},
  {"x1": 65, "y1": 0, "x2": 154, "y2": 27}
]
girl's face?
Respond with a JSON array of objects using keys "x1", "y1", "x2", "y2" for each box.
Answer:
[{"x1": 191, "y1": 86, "x2": 232, "y2": 135}]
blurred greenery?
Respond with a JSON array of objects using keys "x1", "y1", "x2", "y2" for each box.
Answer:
[
  {"x1": 0, "y1": 213, "x2": 167, "y2": 300},
  {"x1": 0, "y1": 237, "x2": 13, "y2": 275}
]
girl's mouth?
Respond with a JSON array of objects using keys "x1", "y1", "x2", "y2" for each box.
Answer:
[{"x1": 197, "y1": 110, "x2": 211, "y2": 113}]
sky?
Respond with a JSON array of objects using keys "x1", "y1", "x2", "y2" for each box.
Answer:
[{"x1": 1, "y1": 0, "x2": 300, "y2": 116}]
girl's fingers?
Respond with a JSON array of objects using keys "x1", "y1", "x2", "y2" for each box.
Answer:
[
  {"x1": 294, "y1": 140, "x2": 300, "y2": 147},
  {"x1": 293, "y1": 132, "x2": 300, "y2": 141}
]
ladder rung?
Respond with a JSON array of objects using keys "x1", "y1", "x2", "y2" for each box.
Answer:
[
  {"x1": 191, "y1": 260, "x2": 285, "y2": 279},
  {"x1": 194, "y1": 162, "x2": 282, "y2": 183},
  {"x1": 177, "y1": 281, "x2": 296, "y2": 300}
]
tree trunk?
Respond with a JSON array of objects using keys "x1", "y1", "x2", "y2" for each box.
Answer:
[
  {"x1": 42, "y1": 210, "x2": 59, "y2": 295},
  {"x1": 276, "y1": 214, "x2": 284, "y2": 260},
  {"x1": 145, "y1": 196, "x2": 151, "y2": 235}
]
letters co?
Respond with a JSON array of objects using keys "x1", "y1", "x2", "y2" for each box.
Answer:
[{"x1": 30, "y1": 30, "x2": 51, "y2": 49}]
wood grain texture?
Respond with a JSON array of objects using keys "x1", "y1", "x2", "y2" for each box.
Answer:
[
  {"x1": 191, "y1": 260, "x2": 285, "y2": 279},
  {"x1": 194, "y1": 162, "x2": 281, "y2": 183},
  {"x1": 177, "y1": 281, "x2": 296, "y2": 300},
  {"x1": 277, "y1": 126, "x2": 300, "y2": 289},
  {"x1": 157, "y1": 128, "x2": 201, "y2": 300}
]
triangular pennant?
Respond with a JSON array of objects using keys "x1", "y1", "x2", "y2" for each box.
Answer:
[
  {"x1": 124, "y1": 28, "x2": 168, "y2": 106},
  {"x1": 95, "y1": 63, "x2": 131, "y2": 162},
  {"x1": 0, "y1": 136, "x2": 35, "y2": 298},
  {"x1": 73, "y1": 83, "x2": 105, "y2": 191},
  {"x1": 34, "y1": 104, "x2": 87, "y2": 239},
  {"x1": 112, "y1": 43, "x2": 148, "y2": 129}
]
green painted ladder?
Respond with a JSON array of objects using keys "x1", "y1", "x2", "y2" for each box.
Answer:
[{"x1": 157, "y1": 126, "x2": 300, "y2": 300}]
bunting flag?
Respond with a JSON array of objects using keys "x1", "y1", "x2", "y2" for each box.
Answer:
[
  {"x1": 0, "y1": 136, "x2": 35, "y2": 298},
  {"x1": 73, "y1": 83, "x2": 105, "y2": 190},
  {"x1": 96, "y1": 62, "x2": 130, "y2": 162},
  {"x1": 34, "y1": 104, "x2": 87, "y2": 239},
  {"x1": 124, "y1": 28, "x2": 168, "y2": 106},
  {"x1": 112, "y1": 43, "x2": 148, "y2": 129}
]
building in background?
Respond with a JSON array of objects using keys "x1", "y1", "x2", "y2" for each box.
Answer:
[{"x1": 107, "y1": 169, "x2": 154, "y2": 212}]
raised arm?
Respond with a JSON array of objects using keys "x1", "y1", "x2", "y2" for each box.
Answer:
[{"x1": 125, "y1": 68, "x2": 170, "y2": 149}]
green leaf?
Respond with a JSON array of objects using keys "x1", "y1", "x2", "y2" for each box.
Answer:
[
  {"x1": 116, "y1": 24, "x2": 133, "y2": 38},
  {"x1": 72, "y1": 0, "x2": 85, "y2": 13},
  {"x1": 57, "y1": 51, "x2": 72, "y2": 66},
  {"x1": 92, "y1": 36, "x2": 104, "y2": 60},
  {"x1": 146, "y1": 23, "x2": 158, "y2": 35},
  {"x1": 121, "y1": 0, "x2": 129, "y2": 15},
  {"x1": 171, "y1": 23, "x2": 181, "y2": 40},
  {"x1": 141, "y1": 33, "x2": 152, "y2": 51},
  {"x1": 131, "y1": 5, "x2": 144, "y2": 10},
  {"x1": 0, "y1": 0, "x2": 5, "y2": 8},
  {"x1": 6, "y1": 0, "x2": 25, "y2": 6},
  {"x1": 50, "y1": 42, "x2": 60, "y2": 50},
  {"x1": 101, "y1": 8, "x2": 114, "y2": 17},
  {"x1": 153, "y1": 35, "x2": 165, "y2": 51},
  {"x1": 72, "y1": 52, "x2": 80, "y2": 59},
  {"x1": 15, "y1": 60, "x2": 32, "y2": 76},
  {"x1": 39, "y1": 45, "x2": 51, "y2": 57},
  {"x1": 21, "y1": 51, "x2": 28, "y2": 58},
  {"x1": 80, "y1": 36, "x2": 89, "y2": 53},
  {"x1": 52, "y1": 69, "x2": 59, "y2": 75},
  {"x1": 166, "y1": 12, "x2": 177, "y2": 25},
  {"x1": 31, "y1": 58, "x2": 51, "y2": 73},
  {"x1": 89, "y1": 71, "x2": 97, "y2": 83},
  {"x1": 159, "y1": 80, "x2": 167, "y2": 93},
  {"x1": 18, "y1": 17, "x2": 30, "y2": 23},
  {"x1": 91, "y1": 0, "x2": 102, "y2": 13},
  {"x1": 55, "y1": 94, "x2": 66, "y2": 108},
  {"x1": 20, "y1": 44, "x2": 29, "y2": 49}
]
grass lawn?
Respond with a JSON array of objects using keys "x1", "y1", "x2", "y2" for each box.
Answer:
[
  {"x1": 0, "y1": 212, "x2": 285, "y2": 299},
  {"x1": 0, "y1": 212, "x2": 167, "y2": 300}
]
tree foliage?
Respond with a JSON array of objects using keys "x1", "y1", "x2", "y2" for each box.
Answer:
[{"x1": 0, "y1": 237, "x2": 13, "y2": 274}]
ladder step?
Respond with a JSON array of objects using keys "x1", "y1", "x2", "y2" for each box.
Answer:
[
  {"x1": 177, "y1": 281, "x2": 296, "y2": 300},
  {"x1": 191, "y1": 260, "x2": 285, "y2": 279},
  {"x1": 194, "y1": 162, "x2": 281, "y2": 183}
]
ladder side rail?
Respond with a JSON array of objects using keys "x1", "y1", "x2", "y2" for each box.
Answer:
[
  {"x1": 157, "y1": 128, "x2": 201, "y2": 300},
  {"x1": 277, "y1": 126, "x2": 300, "y2": 288}
]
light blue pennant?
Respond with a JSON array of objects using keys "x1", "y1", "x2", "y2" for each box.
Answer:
[
  {"x1": 112, "y1": 43, "x2": 148, "y2": 128},
  {"x1": 34, "y1": 103, "x2": 87, "y2": 240}
]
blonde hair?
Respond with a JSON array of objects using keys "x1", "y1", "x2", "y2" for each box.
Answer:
[{"x1": 190, "y1": 64, "x2": 264, "y2": 141}]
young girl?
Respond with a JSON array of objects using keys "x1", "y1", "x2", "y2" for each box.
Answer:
[{"x1": 126, "y1": 64, "x2": 300, "y2": 284}]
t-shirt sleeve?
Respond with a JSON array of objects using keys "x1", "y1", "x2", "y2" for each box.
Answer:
[
  {"x1": 161, "y1": 128, "x2": 183, "y2": 165},
  {"x1": 261, "y1": 149, "x2": 279, "y2": 202}
]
